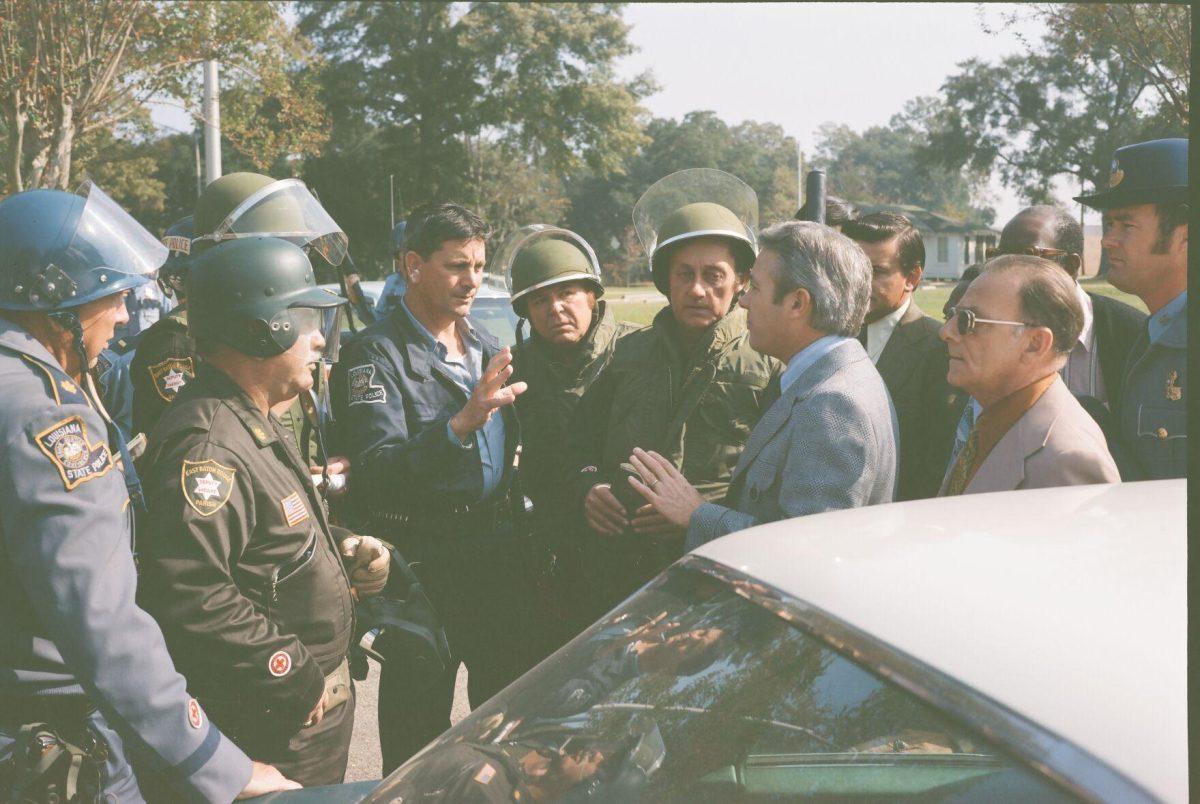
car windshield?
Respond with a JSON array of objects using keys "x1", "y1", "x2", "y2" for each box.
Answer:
[{"x1": 367, "y1": 565, "x2": 1074, "y2": 802}]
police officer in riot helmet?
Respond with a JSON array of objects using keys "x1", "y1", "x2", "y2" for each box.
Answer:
[
  {"x1": 566, "y1": 169, "x2": 780, "y2": 614},
  {"x1": 0, "y1": 184, "x2": 294, "y2": 800},
  {"x1": 114, "y1": 214, "x2": 193, "y2": 441},
  {"x1": 130, "y1": 172, "x2": 350, "y2": 442},
  {"x1": 135, "y1": 236, "x2": 389, "y2": 787},
  {"x1": 501, "y1": 225, "x2": 639, "y2": 661}
]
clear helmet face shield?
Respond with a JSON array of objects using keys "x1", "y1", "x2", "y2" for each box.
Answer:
[
  {"x1": 197, "y1": 178, "x2": 349, "y2": 267},
  {"x1": 632, "y1": 168, "x2": 759, "y2": 267},
  {"x1": 35, "y1": 181, "x2": 167, "y2": 308},
  {"x1": 288, "y1": 302, "x2": 344, "y2": 426},
  {"x1": 495, "y1": 224, "x2": 603, "y2": 303},
  {"x1": 287, "y1": 301, "x2": 345, "y2": 365}
]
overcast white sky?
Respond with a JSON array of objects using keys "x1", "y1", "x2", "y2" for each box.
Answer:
[
  {"x1": 154, "y1": 3, "x2": 1087, "y2": 226},
  {"x1": 617, "y1": 2, "x2": 1075, "y2": 225}
]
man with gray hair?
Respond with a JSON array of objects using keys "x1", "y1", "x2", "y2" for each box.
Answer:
[
  {"x1": 627, "y1": 221, "x2": 898, "y2": 547},
  {"x1": 938, "y1": 255, "x2": 1120, "y2": 495}
]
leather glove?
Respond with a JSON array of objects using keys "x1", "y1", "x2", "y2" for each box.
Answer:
[{"x1": 340, "y1": 535, "x2": 390, "y2": 599}]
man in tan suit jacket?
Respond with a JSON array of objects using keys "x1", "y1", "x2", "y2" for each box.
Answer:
[{"x1": 939, "y1": 255, "x2": 1120, "y2": 495}]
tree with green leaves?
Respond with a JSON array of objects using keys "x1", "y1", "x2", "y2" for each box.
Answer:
[
  {"x1": 812, "y1": 97, "x2": 993, "y2": 224},
  {"x1": 0, "y1": 0, "x2": 327, "y2": 194},
  {"x1": 921, "y1": 3, "x2": 1187, "y2": 204},
  {"x1": 297, "y1": 1, "x2": 653, "y2": 273}
]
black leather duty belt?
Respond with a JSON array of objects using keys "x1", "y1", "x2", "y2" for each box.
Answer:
[{"x1": 366, "y1": 492, "x2": 516, "y2": 536}]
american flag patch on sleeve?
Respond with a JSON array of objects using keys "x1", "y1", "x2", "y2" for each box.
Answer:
[{"x1": 280, "y1": 492, "x2": 309, "y2": 527}]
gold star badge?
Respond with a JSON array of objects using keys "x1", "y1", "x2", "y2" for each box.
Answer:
[
  {"x1": 1108, "y1": 168, "x2": 1125, "y2": 188},
  {"x1": 60, "y1": 379, "x2": 76, "y2": 394},
  {"x1": 1165, "y1": 370, "x2": 1182, "y2": 401}
]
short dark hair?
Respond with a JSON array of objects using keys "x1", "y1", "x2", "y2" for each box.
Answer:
[
  {"x1": 404, "y1": 203, "x2": 488, "y2": 259},
  {"x1": 1153, "y1": 201, "x2": 1189, "y2": 253},
  {"x1": 795, "y1": 196, "x2": 858, "y2": 227},
  {"x1": 841, "y1": 212, "x2": 926, "y2": 275},
  {"x1": 986, "y1": 255, "x2": 1083, "y2": 353}
]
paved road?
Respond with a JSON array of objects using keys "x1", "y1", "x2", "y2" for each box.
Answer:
[{"x1": 345, "y1": 661, "x2": 471, "y2": 784}]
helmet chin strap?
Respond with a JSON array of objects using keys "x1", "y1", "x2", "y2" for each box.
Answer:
[{"x1": 47, "y1": 308, "x2": 91, "y2": 381}]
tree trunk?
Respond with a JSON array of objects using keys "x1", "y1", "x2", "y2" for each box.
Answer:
[
  {"x1": 4, "y1": 101, "x2": 25, "y2": 192},
  {"x1": 42, "y1": 99, "x2": 75, "y2": 189}
]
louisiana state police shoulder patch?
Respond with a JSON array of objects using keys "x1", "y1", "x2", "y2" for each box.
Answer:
[
  {"x1": 181, "y1": 458, "x2": 236, "y2": 516},
  {"x1": 347, "y1": 363, "x2": 386, "y2": 405},
  {"x1": 36, "y1": 416, "x2": 114, "y2": 490}
]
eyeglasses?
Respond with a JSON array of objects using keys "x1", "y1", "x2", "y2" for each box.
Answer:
[
  {"x1": 946, "y1": 306, "x2": 1028, "y2": 336},
  {"x1": 985, "y1": 245, "x2": 1069, "y2": 260}
]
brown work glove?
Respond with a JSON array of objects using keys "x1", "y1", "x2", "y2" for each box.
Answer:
[{"x1": 339, "y1": 534, "x2": 390, "y2": 598}]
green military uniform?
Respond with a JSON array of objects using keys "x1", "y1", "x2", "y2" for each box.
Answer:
[
  {"x1": 498, "y1": 226, "x2": 637, "y2": 651},
  {"x1": 513, "y1": 300, "x2": 638, "y2": 648},
  {"x1": 567, "y1": 305, "x2": 778, "y2": 607},
  {"x1": 568, "y1": 169, "x2": 779, "y2": 610},
  {"x1": 136, "y1": 238, "x2": 357, "y2": 787},
  {"x1": 130, "y1": 304, "x2": 193, "y2": 436}
]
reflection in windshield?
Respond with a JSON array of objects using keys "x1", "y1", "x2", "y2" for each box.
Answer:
[{"x1": 368, "y1": 567, "x2": 1074, "y2": 802}]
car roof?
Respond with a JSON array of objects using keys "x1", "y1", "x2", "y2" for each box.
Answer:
[{"x1": 693, "y1": 481, "x2": 1185, "y2": 802}]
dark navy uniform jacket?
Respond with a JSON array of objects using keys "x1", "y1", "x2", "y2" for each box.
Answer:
[
  {"x1": 1117, "y1": 292, "x2": 1187, "y2": 479},
  {"x1": 0, "y1": 317, "x2": 251, "y2": 802},
  {"x1": 331, "y1": 307, "x2": 520, "y2": 519}
]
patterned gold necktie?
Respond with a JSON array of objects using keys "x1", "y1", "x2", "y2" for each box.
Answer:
[{"x1": 944, "y1": 426, "x2": 980, "y2": 496}]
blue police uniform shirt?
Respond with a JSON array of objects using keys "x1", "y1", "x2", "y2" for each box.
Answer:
[
  {"x1": 1148, "y1": 290, "x2": 1186, "y2": 345},
  {"x1": 398, "y1": 299, "x2": 505, "y2": 498},
  {"x1": 0, "y1": 317, "x2": 252, "y2": 802}
]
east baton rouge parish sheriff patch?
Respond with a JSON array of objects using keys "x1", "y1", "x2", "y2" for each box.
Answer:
[
  {"x1": 347, "y1": 363, "x2": 386, "y2": 405},
  {"x1": 149, "y1": 356, "x2": 195, "y2": 402},
  {"x1": 181, "y1": 458, "x2": 236, "y2": 516},
  {"x1": 36, "y1": 416, "x2": 114, "y2": 490}
]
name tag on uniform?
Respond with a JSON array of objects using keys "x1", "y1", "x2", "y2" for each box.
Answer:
[{"x1": 280, "y1": 491, "x2": 309, "y2": 527}]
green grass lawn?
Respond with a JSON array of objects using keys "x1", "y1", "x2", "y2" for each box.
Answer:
[{"x1": 608, "y1": 279, "x2": 1145, "y2": 329}]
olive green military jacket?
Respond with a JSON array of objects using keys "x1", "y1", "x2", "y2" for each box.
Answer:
[
  {"x1": 136, "y1": 363, "x2": 355, "y2": 735},
  {"x1": 130, "y1": 304, "x2": 194, "y2": 437},
  {"x1": 566, "y1": 305, "x2": 780, "y2": 508},
  {"x1": 512, "y1": 301, "x2": 638, "y2": 519}
]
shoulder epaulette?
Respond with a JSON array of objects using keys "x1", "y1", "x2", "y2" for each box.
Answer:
[{"x1": 20, "y1": 354, "x2": 90, "y2": 407}]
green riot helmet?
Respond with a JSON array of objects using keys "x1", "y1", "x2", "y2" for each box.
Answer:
[
  {"x1": 633, "y1": 169, "x2": 758, "y2": 295},
  {"x1": 497, "y1": 225, "x2": 603, "y2": 318},
  {"x1": 187, "y1": 237, "x2": 346, "y2": 359},
  {"x1": 158, "y1": 215, "x2": 193, "y2": 300},
  {"x1": 192, "y1": 172, "x2": 348, "y2": 268}
]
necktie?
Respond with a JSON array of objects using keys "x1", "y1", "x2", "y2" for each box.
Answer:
[
  {"x1": 949, "y1": 400, "x2": 977, "y2": 463},
  {"x1": 944, "y1": 426, "x2": 980, "y2": 496},
  {"x1": 761, "y1": 374, "x2": 782, "y2": 410}
]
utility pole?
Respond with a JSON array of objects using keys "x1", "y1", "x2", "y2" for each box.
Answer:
[
  {"x1": 797, "y1": 145, "x2": 805, "y2": 211},
  {"x1": 192, "y1": 128, "x2": 203, "y2": 198},
  {"x1": 202, "y1": 60, "x2": 221, "y2": 184},
  {"x1": 202, "y1": 4, "x2": 222, "y2": 188}
]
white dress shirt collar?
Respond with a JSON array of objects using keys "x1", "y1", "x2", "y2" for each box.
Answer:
[{"x1": 865, "y1": 295, "x2": 911, "y2": 364}]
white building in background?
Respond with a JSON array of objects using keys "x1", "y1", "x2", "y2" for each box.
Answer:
[{"x1": 854, "y1": 203, "x2": 999, "y2": 280}]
